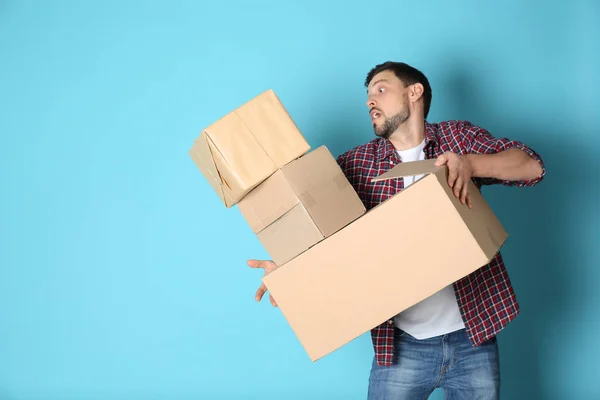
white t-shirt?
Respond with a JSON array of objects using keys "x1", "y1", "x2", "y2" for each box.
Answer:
[{"x1": 393, "y1": 139, "x2": 466, "y2": 339}]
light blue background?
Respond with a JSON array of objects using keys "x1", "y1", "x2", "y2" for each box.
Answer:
[{"x1": 1, "y1": 1, "x2": 599, "y2": 399}]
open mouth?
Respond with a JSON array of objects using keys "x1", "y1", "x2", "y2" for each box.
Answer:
[{"x1": 370, "y1": 108, "x2": 382, "y2": 121}]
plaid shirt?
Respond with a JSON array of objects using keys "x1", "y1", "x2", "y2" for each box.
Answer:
[{"x1": 336, "y1": 120, "x2": 545, "y2": 367}]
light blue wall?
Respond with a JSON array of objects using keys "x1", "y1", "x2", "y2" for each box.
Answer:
[{"x1": 1, "y1": 1, "x2": 598, "y2": 399}]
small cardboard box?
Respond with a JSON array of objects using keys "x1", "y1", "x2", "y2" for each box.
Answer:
[
  {"x1": 239, "y1": 146, "x2": 366, "y2": 265},
  {"x1": 188, "y1": 90, "x2": 310, "y2": 207},
  {"x1": 262, "y1": 159, "x2": 508, "y2": 362}
]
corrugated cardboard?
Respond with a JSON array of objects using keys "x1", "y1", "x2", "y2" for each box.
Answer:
[
  {"x1": 257, "y1": 204, "x2": 325, "y2": 266},
  {"x1": 188, "y1": 89, "x2": 310, "y2": 207},
  {"x1": 237, "y1": 170, "x2": 300, "y2": 234},
  {"x1": 239, "y1": 146, "x2": 366, "y2": 265},
  {"x1": 280, "y1": 146, "x2": 365, "y2": 238},
  {"x1": 262, "y1": 159, "x2": 508, "y2": 362}
]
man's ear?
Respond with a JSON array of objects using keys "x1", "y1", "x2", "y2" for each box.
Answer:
[{"x1": 410, "y1": 83, "x2": 424, "y2": 103}]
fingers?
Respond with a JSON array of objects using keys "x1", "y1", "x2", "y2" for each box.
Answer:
[
  {"x1": 452, "y1": 178, "x2": 472, "y2": 208},
  {"x1": 247, "y1": 259, "x2": 263, "y2": 269},
  {"x1": 460, "y1": 180, "x2": 469, "y2": 205},
  {"x1": 434, "y1": 153, "x2": 449, "y2": 166},
  {"x1": 247, "y1": 259, "x2": 276, "y2": 273},
  {"x1": 448, "y1": 167, "x2": 458, "y2": 190},
  {"x1": 453, "y1": 176, "x2": 462, "y2": 198},
  {"x1": 255, "y1": 283, "x2": 278, "y2": 307},
  {"x1": 255, "y1": 283, "x2": 267, "y2": 302},
  {"x1": 269, "y1": 294, "x2": 278, "y2": 307},
  {"x1": 250, "y1": 260, "x2": 278, "y2": 305}
]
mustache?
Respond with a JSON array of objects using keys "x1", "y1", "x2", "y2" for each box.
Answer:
[{"x1": 369, "y1": 107, "x2": 383, "y2": 115}]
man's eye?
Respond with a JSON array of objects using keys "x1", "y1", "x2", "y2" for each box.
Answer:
[{"x1": 379, "y1": 87, "x2": 385, "y2": 93}]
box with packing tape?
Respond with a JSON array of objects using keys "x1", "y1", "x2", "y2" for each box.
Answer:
[{"x1": 188, "y1": 89, "x2": 310, "y2": 207}]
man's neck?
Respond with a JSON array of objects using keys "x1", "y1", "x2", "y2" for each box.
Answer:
[{"x1": 388, "y1": 118, "x2": 425, "y2": 151}]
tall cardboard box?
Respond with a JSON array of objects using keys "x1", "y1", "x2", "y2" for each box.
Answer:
[
  {"x1": 262, "y1": 159, "x2": 508, "y2": 362},
  {"x1": 188, "y1": 89, "x2": 310, "y2": 207},
  {"x1": 239, "y1": 146, "x2": 366, "y2": 265}
]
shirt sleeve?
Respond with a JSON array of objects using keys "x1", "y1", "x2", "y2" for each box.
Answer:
[
  {"x1": 336, "y1": 152, "x2": 346, "y2": 170},
  {"x1": 460, "y1": 120, "x2": 546, "y2": 187},
  {"x1": 336, "y1": 151, "x2": 354, "y2": 186}
]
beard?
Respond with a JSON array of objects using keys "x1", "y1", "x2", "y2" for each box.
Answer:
[{"x1": 373, "y1": 106, "x2": 410, "y2": 139}]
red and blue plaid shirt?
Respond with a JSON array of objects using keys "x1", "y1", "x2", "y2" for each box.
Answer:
[{"x1": 336, "y1": 120, "x2": 546, "y2": 367}]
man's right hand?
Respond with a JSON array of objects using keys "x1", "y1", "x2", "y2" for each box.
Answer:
[{"x1": 247, "y1": 259, "x2": 278, "y2": 307}]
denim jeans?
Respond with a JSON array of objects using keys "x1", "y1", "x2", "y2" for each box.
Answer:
[{"x1": 367, "y1": 327, "x2": 500, "y2": 400}]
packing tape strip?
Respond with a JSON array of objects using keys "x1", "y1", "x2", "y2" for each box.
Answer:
[
  {"x1": 334, "y1": 173, "x2": 350, "y2": 191},
  {"x1": 298, "y1": 192, "x2": 317, "y2": 208}
]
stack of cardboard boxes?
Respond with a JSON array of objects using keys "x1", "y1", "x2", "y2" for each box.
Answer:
[
  {"x1": 189, "y1": 89, "x2": 509, "y2": 363},
  {"x1": 188, "y1": 89, "x2": 366, "y2": 266}
]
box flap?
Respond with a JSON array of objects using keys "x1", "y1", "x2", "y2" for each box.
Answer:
[{"x1": 371, "y1": 159, "x2": 441, "y2": 182}]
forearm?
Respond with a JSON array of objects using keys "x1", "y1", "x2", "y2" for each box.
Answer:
[{"x1": 466, "y1": 148, "x2": 543, "y2": 182}]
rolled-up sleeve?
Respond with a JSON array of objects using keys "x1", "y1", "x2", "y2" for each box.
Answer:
[{"x1": 461, "y1": 120, "x2": 546, "y2": 187}]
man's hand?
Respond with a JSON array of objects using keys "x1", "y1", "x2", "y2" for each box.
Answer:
[
  {"x1": 247, "y1": 259, "x2": 278, "y2": 307},
  {"x1": 435, "y1": 152, "x2": 474, "y2": 208}
]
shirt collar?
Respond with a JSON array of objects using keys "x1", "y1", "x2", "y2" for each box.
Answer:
[{"x1": 375, "y1": 121, "x2": 439, "y2": 161}]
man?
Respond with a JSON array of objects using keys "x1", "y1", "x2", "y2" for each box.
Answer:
[{"x1": 248, "y1": 61, "x2": 545, "y2": 399}]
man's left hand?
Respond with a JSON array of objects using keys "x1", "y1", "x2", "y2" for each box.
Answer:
[{"x1": 434, "y1": 152, "x2": 473, "y2": 208}]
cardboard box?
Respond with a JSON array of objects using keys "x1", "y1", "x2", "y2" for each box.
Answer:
[
  {"x1": 239, "y1": 146, "x2": 366, "y2": 265},
  {"x1": 188, "y1": 89, "x2": 310, "y2": 207},
  {"x1": 262, "y1": 159, "x2": 508, "y2": 362}
]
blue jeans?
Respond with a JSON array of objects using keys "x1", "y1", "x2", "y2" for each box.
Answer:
[{"x1": 367, "y1": 327, "x2": 500, "y2": 400}]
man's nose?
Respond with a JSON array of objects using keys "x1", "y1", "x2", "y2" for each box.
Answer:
[{"x1": 366, "y1": 98, "x2": 376, "y2": 109}]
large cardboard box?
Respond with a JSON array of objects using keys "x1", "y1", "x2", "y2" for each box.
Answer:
[
  {"x1": 188, "y1": 89, "x2": 310, "y2": 207},
  {"x1": 239, "y1": 146, "x2": 366, "y2": 265},
  {"x1": 262, "y1": 159, "x2": 508, "y2": 362}
]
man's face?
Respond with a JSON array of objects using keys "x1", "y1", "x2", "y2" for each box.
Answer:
[{"x1": 366, "y1": 70, "x2": 410, "y2": 139}]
